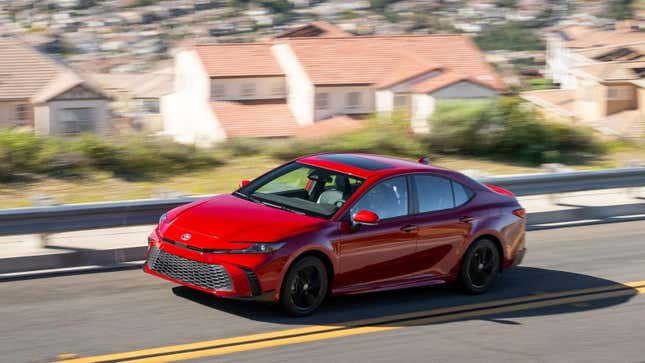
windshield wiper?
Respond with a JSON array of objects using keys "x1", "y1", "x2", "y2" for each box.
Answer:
[
  {"x1": 233, "y1": 191, "x2": 263, "y2": 204},
  {"x1": 252, "y1": 196, "x2": 306, "y2": 215}
]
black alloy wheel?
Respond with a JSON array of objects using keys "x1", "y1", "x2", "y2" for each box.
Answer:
[
  {"x1": 280, "y1": 256, "x2": 328, "y2": 316},
  {"x1": 460, "y1": 239, "x2": 500, "y2": 294}
]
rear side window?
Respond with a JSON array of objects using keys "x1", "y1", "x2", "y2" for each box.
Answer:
[
  {"x1": 413, "y1": 175, "x2": 454, "y2": 213},
  {"x1": 452, "y1": 181, "x2": 475, "y2": 206}
]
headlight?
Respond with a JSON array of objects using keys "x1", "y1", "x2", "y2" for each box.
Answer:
[
  {"x1": 233, "y1": 242, "x2": 286, "y2": 254},
  {"x1": 159, "y1": 213, "x2": 167, "y2": 225}
]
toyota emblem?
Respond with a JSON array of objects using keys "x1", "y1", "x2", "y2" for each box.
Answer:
[{"x1": 180, "y1": 233, "x2": 192, "y2": 241}]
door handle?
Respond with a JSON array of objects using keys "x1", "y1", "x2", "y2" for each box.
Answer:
[
  {"x1": 400, "y1": 224, "x2": 418, "y2": 232},
  {"x1": 460, "y1": 216, "x2": 475, "y2": 223}
]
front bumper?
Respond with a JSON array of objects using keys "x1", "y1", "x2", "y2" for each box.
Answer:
[{"x1": 143, "y1": 233, "x2": 282, "y2": 299}]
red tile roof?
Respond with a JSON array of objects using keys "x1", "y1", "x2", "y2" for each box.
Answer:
[
  {"x1": 211, "y1": 100, "x2": 299, "y2": 138},
  {"x1": 521, "y1": 89, "x2": 577, "y2": 118},
  {"x1": 0, "y1": 37, "x2": 68, "y2": 100},
  {"x1": 195, "y1": 43, "x2": 283, "y2": 78},
  {"x1": 283, "y1": 34, "x2": 506, "y2": 91},
  {"x1": 295, "y1": 115, "x2": 364, "y2": 139},
  {"x1": 558, "y1": 25, "x2": 645, "y2": 49}
]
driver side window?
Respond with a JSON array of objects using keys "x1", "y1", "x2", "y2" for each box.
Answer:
[{"x1": 350, "y1": 176, "x2": 409, "y2": 220}]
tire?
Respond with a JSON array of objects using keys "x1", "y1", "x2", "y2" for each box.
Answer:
[
  {"x1": 460, "y1": 239, "x2": 500, "y2": 295},
  {"x1": 280, "y1": 256, "x2": 328, "y2": 316}
]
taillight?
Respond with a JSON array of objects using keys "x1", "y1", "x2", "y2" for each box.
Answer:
[
  {"x1": 513, "y1": 208, "x2": 526, "y2": 219},
  {"x1": 485, "y1": 183, "x2": 514, "y2": 197}
]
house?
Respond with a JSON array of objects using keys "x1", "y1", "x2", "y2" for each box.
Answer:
[
  {"x1": 546, "y1": 21, "x2": 645, "y2": 89},
  {"x1": 0, "y1": 36, "x2": 111, "y2": 135},
  {"x1": 161, "y1": 25, "x2": 506, "y2": 146},
  {"x1": 526, "y1": 20, "x2": 645, "y2": 138},
  {"x1": 87, "y1": 67, "x2": 172, "y2": 132},
  {"x1": 522, "y1": 61, "x2": 645, "y2": 138}
]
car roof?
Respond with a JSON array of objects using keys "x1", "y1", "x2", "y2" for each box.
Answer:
[{"x1": 297, "y1": 153, "x2": 446, "y2": 179}]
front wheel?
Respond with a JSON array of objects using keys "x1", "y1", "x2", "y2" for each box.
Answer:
[
  {"x1": 280, "y1": 256, "x2": 328, "y2": 316},
  {"x1": 460, "y1": 239, "x2": 500, "y2": 294}
]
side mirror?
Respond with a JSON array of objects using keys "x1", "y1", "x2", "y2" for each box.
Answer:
[
  {"x1": 352, "y1": 210, "x2": 379, "y2": 227},
  {"x1": 239, "y1": 179, "x2": 251, "y2": 188}
]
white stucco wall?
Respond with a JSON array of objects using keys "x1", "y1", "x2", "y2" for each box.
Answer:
[
  {"x1": 375, "y1": 90, "x2": 394, "y2": 113},
  {"x1": 271, "y1": 43, "x2": 314, "y2": 126},
  {"x1": 33, "y1": 105, "x2": 50, "y2": 134},
  {"x1": 545, "y1": 36, "x2": 594, "y2": 90},
  {"x1": 411, "y1": 93, "x2": 434, "y2": 133},
  {"x1": 313, "y1": 85, "x2": 374, "y2": 120},
  {"x1": 210, "y1": 76, "x2": 286, "y2": 101},
  {"x1": 161, "y1": 49, "x2": 226, "y2": 146}
]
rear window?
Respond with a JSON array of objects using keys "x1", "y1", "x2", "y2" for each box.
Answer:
[{"x1": 452, "y1": 181, "x2": 475, "y2": 206}]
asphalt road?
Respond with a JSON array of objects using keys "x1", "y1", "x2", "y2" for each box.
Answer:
[{"x1": 1, "y1": 221, "x2": 644, "y2": 363}]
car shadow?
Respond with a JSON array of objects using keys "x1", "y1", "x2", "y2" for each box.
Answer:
[{"x1": 171, "y1": 266, "x2": 640, "y2": 327}]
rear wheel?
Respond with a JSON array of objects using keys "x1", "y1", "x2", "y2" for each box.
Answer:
[
  {"x1": 460, "y1": 239, "x2": 500, "y2": 294},
  {"x1": 280, "y1": 256, "x2": 328, "y2": 316}
]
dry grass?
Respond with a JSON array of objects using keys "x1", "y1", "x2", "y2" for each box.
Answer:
[{"x1": 1, "y1": 149, "x2": 643, "y2": 209}]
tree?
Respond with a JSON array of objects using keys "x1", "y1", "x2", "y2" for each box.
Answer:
[
  {"x1": 607, "y1": 0, "x2": 635, "y2": 20},
  {"x1": 474, "y1": 23, "x2": 545, "y2": 51}
]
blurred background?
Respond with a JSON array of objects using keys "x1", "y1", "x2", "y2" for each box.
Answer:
[
  {"x1": 0, "y1": 0, "x2": 643, "y2": 206},
  {"x1": 2, "y1": 3, "x2": 645, "y2": 362}
]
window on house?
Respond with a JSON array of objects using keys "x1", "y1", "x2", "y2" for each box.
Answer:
[
  {"x1": 241, "y1": 83, "x2": 256, "y2": 97},
  {"x1": 394, "y1": 94, "x2": 408, "y2": 109},
  {"x1": 316, "y1": 93, "x2": 330, "y2": 110},
  {"x1": 271, "y1": 82, "x2": 286, "y2": 97},
  {"x1": 607, "y1": 86, "x2": 633, "y2": 101},
  {"x1": 211, "y1": 83, "x2": 225, "y2": 99},
  {"x1": 15, "y1": 104, "x2": 29, "y2": 122},
  {"x1": 57, "y1": 108, "x2": 94, "y2": 135},
  {"x1": 346, "y1": 92, "x2": 361, "y2": 109},
  {"x1": 142, "y1": 99, "x2": 160, "y2": 114}
]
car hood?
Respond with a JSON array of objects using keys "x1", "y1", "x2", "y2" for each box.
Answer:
[{"x1": 160, "y1": 194, "x2": 327, "y2": 249}]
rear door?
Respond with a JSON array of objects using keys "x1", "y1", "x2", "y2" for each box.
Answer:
[{"x1": 406, "y1": 174, "x2": 474, "y2": 278}]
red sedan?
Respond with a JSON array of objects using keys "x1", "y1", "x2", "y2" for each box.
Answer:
[{"x1": 144, "y1": 153, "x2": 526, "y2": 316}]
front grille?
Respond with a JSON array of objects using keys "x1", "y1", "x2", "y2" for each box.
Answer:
[{"x1": 147, "y1": 246, "x2": 233, "y2": 291}]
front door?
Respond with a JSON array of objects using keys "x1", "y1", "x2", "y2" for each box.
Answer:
[{"x1": 334, "y1": 176, "x2": 419, "y2": 291}]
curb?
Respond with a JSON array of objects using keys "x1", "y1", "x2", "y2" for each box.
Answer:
[
  {"x1": 1, "y1": 204, "x2": 644, "y2": 277},
  {"x1": 0, "y1": 246, "x2": 146, "y2": 275}
]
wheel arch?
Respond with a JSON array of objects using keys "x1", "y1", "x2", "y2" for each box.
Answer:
[
  {"x1": 470, "y1": 234, "x2": 504, "y2": 272},
  {"x1": 276, "y1": 247, "x2": 336, "y2": 301}
]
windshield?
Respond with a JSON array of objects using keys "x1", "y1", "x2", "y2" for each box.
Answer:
[{"x1": 235, "y1": 162, "x2": 364, "y2": 219}]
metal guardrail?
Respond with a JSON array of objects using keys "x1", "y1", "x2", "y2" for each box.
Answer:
[
  {"x1": 1, "y1": 168, "x2": 644, "y2": 236},
  {"x1": 480, "y1": 167, "x2": 645, "y2": 196}
]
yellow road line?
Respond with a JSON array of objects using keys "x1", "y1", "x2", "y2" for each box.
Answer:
[
  {"x1": 56, "y1": 280, "x2": 645, "y2": 363},
  {"x1": 123, "y1": 286, "x2": 645, "y2": 363}
]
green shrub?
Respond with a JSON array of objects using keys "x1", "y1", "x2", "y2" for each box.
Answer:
[
  {"x1": 475, "y1": 22, "x2": 545, "y2": 51},
  {"x1": 0, "y1": 130, "x2": 43, "y2": 180},
  {"x1": 268, "y1": 115, "x2": 427, "y2": 161},
  {"x1": 72, "y1": 135, "x2": 222, "y2": 178},
  {"x1": 0, "y1": 131, "x2": 223, "y2": 181},
  {"x1": 219, "y1": 138, "x2": 269, "y2": 157},
  {"x1": 429, "y1": 97, "x2": 605, "y2": 164}
]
